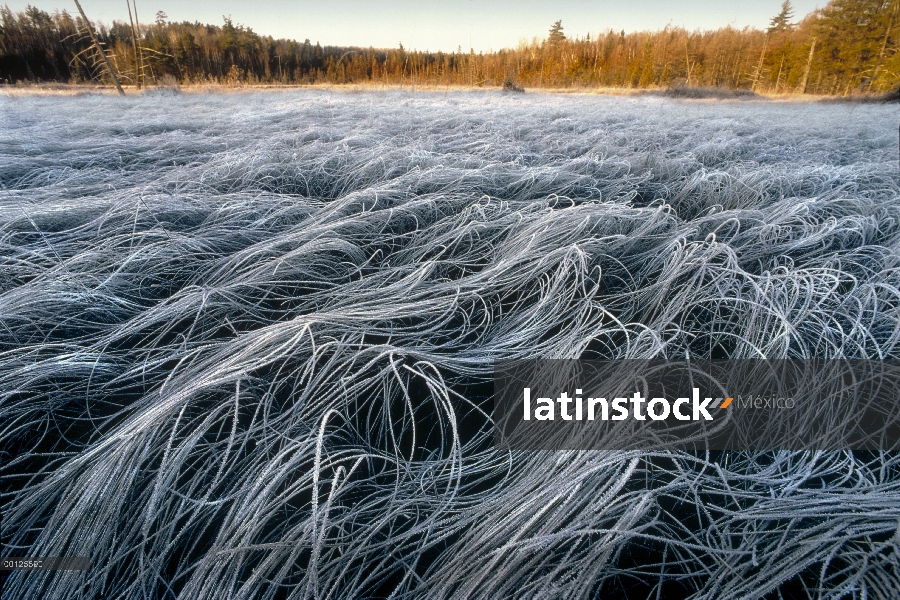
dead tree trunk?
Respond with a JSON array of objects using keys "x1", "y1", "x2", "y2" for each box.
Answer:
[
  {"x1": 125, "y1": 0, "x2": 142, "y2": 88},
  {"x1": 752, "y1": 34, "x2": 768, "y2": 93},
  {"x1": 73, "y1": 0, "x2": 125, "y2": 95},
  {"x1": 799, "y1": 38, "x2": 816, "y2": 94}
]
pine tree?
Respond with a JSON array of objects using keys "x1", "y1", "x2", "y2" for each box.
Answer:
[
  {"x1": 548, "y1": 21, "x2": 566, "y2": 46},
  {"x1": 0, "y1": 0, "x2": 893, "y2": 93},
  {"x1": 813, "y1": 0, "x2": 899, "y2": 93},
  {"x1": 768, "y1": 1, "x2": 795, "y2": 32}
]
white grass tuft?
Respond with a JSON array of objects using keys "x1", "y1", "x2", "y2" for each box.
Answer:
[{"x1": 1, "y1": 90, "x2": 899, "y2": 599}]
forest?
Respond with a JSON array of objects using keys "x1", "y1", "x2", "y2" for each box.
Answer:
[{"x1": 0, "y1": 0, "x2": 898, "y2": 94}]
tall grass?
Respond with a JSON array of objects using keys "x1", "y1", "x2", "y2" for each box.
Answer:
[{"x1": 1, "y1": 90, "x2": 899, "y2": 599}]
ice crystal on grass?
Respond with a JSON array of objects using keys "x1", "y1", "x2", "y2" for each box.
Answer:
[{"x1": 1, "y1": 89, "x2": 899, "y2": 599}]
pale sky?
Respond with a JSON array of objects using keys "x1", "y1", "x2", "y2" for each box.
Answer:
[{"x1": 11, "y1": 1, "x2": 824, "y2": 53}]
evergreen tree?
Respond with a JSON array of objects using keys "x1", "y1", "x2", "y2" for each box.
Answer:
[
  {"x1": 548, "y1": 21, "x2": 566, "y2": 45},
  {"x1": 812, "y1": 0, "x2": 899, "y2": 92},
  {"x1": 0, "y1": 0, "x2": 895, "y2": 93},
  {"x1": 768, "y1": 1, "x2": 795, "y2": 32}
]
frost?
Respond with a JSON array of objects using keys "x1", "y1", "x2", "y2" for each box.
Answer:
[{"x1": 1, "y1": 90, "x2": 899, "y2": 599}]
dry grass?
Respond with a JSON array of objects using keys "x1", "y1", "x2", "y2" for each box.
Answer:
[
  {"x1": 1, "y1": 81, "x2": 865, "y2": 102},
  {"x1": 2, "y1": 88, "x2": 898, "y2": 600}
]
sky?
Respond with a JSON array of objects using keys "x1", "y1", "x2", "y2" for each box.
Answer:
[{"x1": 11, "y1": 1, "x2": 824, "y2": 53}]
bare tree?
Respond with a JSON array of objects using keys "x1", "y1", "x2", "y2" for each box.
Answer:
[{"x1": 73, "y1": 0, "x2": 125, "y2": 94}]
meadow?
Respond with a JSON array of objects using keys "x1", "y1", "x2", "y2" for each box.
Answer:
[{"x1": 1, "y1": 88, "x2": 899, "y2": 599}]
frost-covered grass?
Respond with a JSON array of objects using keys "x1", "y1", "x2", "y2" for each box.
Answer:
[{"x1": 1, "y1": 89, "x2": 899, "y2": 599}]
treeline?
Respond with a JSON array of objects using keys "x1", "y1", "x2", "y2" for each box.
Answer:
[{"x1": 1, "y1": 0, "x2": 897, "y2": 94}]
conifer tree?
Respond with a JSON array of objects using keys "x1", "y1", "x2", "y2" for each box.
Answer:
[
  {"x1": 548, "y1": 21, "x2": 566, "y2": 46},
  {"x1": 768, "y1": 1, "x2": 795, "y2": 32},
  {"x1": 0, "y1": 0, "x2": 895, "y2": 93}
]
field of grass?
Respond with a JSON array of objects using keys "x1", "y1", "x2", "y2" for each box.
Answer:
[{"x1": 1, "y1": 89, "x2": 899, "y2": 599}]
